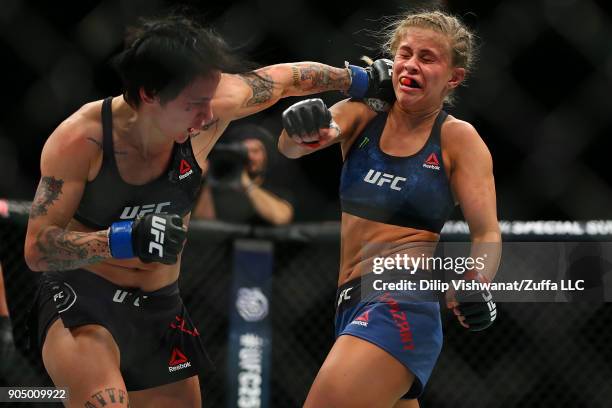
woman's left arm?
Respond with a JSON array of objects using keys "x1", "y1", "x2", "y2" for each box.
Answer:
[
  {"x1": 445, "y1": 120, "x2": 501, "y2": 331},
  {"x1": 447, "y1": 120, "x2": 501, "y2": 282}
]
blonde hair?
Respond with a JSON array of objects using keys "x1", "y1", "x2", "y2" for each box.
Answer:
[{"x1": 382, "y1": 10, "x2": 476, "y2": 104}]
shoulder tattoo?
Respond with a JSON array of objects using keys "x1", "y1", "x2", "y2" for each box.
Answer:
[
  {"x1": 239, "y1": 71, "x2": 274, "y2": 107},
  {"x1": 363, "y1": 98, "x2": 390, "y2": 113}
]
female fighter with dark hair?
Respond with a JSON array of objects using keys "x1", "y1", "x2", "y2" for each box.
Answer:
[{"x1": 23, "y1": 14, "x2": 389, "y2": 407}]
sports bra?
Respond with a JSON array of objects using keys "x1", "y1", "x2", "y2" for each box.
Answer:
[
  {"x1": 339, "y1": 110, "x2": 455, "y2": 233},
  {"x1": 74, "y1": 97, "x2": 202, "y2": 229}
]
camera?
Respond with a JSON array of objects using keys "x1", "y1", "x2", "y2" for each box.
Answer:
[{"x1": 207, "y1": 142, "x2": 248, "y2": 187}]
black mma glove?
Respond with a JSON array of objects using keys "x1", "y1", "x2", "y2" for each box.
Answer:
[
  {"x1": 347, "y1": 58, "x2": 395, "y2": 103},
  {"x1": 282, "y1": 98, "x2": 333, "y2": 148},
  {"x1": 108, "y1": 213, "x2": 187, "y2": 265},
  {"x1": 454, "y1": 271, "x2": 497, "y2": 332}
]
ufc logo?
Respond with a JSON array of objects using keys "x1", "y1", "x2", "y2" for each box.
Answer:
[
  {"x1": 483, "y1": 292, "x2": 497, "y2": 321},
  {"x1": 337, "y1": 287, "x2": 353, "y2": 307},
  {"x1": 112, "y1": 290, "x2": 148, "y2": 307},
  {"x1": 364, "y1": 169, "x2": 406, "y2": 191},
  {"x1": 149, "y1": 216, "x2": 166, "y2": 257},
  {"x1": 120, "y1": 202, "x2": 171, "y2": 220}
]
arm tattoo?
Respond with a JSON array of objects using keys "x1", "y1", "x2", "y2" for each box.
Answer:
[
  {"x1": 87, "y1": 136, "x2": 128, "y2": 155},
  {"x1": 35, "y1": 228, "x2": 109, "y2": 271},
  {"x1": 364, "y1": 98, "x2": 390, "y2": 113},
  {"x1": 294, "y1": 63, "x2": 351, "y2": 92},
  {"x1": 239, "y1": 71, "x2": 274, "y2": 107},
  {"x1": 30, "y1": 176, "x2": 64, "y2": 218},
  {"x1": 85, "y1": 387, "x2": 129, "y2": 407},
  {"x1": 292, "y1": 66, "x2": 300, "y2": 88}
]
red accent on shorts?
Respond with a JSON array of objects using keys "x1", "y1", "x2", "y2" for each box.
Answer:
[
  {"x1": 170, "y1": 315, "x2": 201, "y2": 337},
  {"x1": 356, "y1": 310, "x2": 370, "y2": 322},
  {"x1": 380, "y1": 293, "x2": 415, "y2": 351}
]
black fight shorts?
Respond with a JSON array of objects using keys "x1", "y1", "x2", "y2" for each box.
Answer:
[{"x1": 30, "y1": 269, "x2": 213, "y2": 391}]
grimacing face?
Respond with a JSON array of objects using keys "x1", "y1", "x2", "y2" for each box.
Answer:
[
  {"x1": 392, "y1": 27, "x2": 464, "y2": 109},
  {"x1": 154, "y1": 70, "x2": 222, "y2": 143}
]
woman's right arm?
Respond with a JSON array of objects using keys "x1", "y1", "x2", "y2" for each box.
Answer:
[
  {"x1": 24, "y1": 118, "x2": 112, "y2": 272},
  {"x1": 278, "y1": 98, "x2": 377, "y2": 159}
]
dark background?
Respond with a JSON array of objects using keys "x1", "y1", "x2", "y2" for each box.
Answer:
[
  {"x1": 2, "y1": 2, "x2": 612, "y2": 406},
  {"x1": 1, "y1": 0, "x2": 611, "y2": 221}
]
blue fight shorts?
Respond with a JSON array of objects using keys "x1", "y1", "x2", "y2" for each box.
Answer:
[{"x1": 334, "y1": 271, "x2": 442, "y2": 399}]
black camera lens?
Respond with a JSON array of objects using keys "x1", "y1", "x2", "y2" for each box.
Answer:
[{"x1": 207, "y1": 142, "x2": 249, "y2": 186}]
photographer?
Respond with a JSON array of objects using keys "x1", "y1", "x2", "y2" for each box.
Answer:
[{"x1": 193, "y1": 124, "x2": 294, "y2": 225}]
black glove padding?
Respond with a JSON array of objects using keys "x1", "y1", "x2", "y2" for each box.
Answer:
[
  {"x1": 132, "y1": 213, "x2": 186, "y2": 265},
  {"x1": 282, "y1": 98, "x2": 332, "y2": 144},
  {"x1": 365, "y1": 59, "x2": 395, "y2": 103},
  {"x1": 455, "y1": 285, "x2": 497, "y2": 332}
]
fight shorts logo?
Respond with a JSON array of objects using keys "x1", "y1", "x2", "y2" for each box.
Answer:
[
  {"x1": 112, "y1": 290, "x2": 148, "y2": 307},
  {"x1": 50, "y1": 281, "x2": 77, "y2": 313},
  {"x1": 337, "y1": 287, "x2": 353, "y2": 307},
  {"x1": 350, "y1": 310, "x2": 370, "y2": 327},
  {"x1": 423, "y1": 153, "x2": 441, "y2": 171},
  {"x1": 236, "y1": 287, "x2": 269, "y2": 322},
  {"x1": 168, "y1": 347, "x2": 192, "y2": 373}
]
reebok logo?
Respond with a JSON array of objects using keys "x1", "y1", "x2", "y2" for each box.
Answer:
[
  {"x1": 364, "y1": 169, "x2": 406, "y2": 191},
  {"x1": 423, "y1": 153, "x2": 440, "y2": 170},
  {"x1": 168, "y1": 348, "x2": 192, "y2": 372},
  {"x1": 179, "y1": 159, "x2": 194, "y2": 180},
  {"x1": 350, "y1": 310, "x2": 370, "y2": 327}
]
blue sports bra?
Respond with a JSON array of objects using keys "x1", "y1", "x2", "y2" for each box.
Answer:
[{"x1": 339, "y1": 110, "x2": 455, "y2": 233}]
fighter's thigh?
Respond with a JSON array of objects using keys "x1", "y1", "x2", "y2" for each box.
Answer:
[
  {"x1": 304, "y1": 334, "x2": 414, "y2": 408},
  {"x1": 42, "y1": 318, "x2": 129, "y2": 407},
  {"x1": 128, "y1": 375, "x2": 201, "y2": 408}
]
